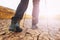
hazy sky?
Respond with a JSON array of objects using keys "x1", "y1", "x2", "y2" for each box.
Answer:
[{"x1": 0, "y1": 0, "x2": 60, "y2": 17}]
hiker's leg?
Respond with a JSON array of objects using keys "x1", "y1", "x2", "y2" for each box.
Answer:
[
  {"x1": 12, "y1": 0, "x2": 29, "y2": 23},
  {"x1": 9, "y1": 0, "x2": 29, "y2": 32},
  {"x1": 32, "y1": 0, "x2": 40, "y2": 29}
]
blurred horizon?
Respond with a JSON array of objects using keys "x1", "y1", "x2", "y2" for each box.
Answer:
[
  {"x1": 0, "y1": 6, "x2": 60, "y2": 21},
  {"x1": 0, "y1": 0, "x2": 60, "y2": 20}
]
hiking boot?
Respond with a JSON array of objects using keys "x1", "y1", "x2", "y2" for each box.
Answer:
[
  {"x1": 9, "y1": 22, "x2": 22, "y2": 32},
  {"x1": 31, "y1": 25, "x2": 38, "y2": 29}
]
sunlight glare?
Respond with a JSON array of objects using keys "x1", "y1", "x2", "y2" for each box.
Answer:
[{"x1": 39, "y1": 0, "x2": 60, "y2": 19}]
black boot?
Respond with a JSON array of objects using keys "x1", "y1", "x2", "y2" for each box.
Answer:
[{"x1": 9, "y1": 21, "x2": 22, "y2": 32}]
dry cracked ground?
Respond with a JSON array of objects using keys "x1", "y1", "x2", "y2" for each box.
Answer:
[{"x1": 0, "y1": 19, "x2": 60, "y2": 40}]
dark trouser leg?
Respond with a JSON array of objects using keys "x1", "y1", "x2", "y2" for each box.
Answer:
[
  {"x1": 32, "y1": 0, "x2": 40, "y2": 29},
  {"x1": 12, "y1": 0, "x2": 29, "y2": 24},
  {"x1": 9, "y1": 0, "x2": 29, "y2": 32}
]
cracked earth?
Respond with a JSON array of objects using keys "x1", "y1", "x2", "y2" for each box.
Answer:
[{"x1": 0, "y1": 19, "x2": 60, "y2": 40}]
